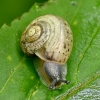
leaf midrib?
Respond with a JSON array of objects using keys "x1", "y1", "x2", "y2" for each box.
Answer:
[{"x1": 55, "y1": 71, "x2": 100, "y2": 100}]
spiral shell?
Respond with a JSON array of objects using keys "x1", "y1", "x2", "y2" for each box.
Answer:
[{"x1": 20, "y1": 14, "x2": 73, "y2": 65}]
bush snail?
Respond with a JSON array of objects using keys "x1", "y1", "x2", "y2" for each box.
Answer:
[{"x1": 20, "y1": 14, "x2": 73, "y2": 89}]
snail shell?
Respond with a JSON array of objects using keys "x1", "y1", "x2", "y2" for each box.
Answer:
[{"x1": 20, "y1": 14, "x2": 73, "y2": 89}]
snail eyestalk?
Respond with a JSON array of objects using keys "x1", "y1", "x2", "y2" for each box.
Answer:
[
  {"x1": 44, "y1": 62, "x2": 69, "y2": 89},
  {"x1": 49, "y1": 79, "x2": 70, "y2": 90}
]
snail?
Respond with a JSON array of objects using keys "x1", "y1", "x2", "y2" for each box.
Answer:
[{"x1": 20, "y1": 14, "x2": 73, "y2": 89}]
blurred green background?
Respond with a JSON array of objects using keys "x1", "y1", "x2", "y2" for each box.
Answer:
[{"x1": 0, "y1": 0, "x2": 47, "y2": 27}]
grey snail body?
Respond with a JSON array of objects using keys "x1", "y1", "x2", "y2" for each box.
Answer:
[{"x1": 20, "y1": 14, "x2": 73, "y2": 89}]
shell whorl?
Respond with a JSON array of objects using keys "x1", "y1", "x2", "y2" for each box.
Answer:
[
  {"x1": 20, "y1": 21, "x2": 50, "y2": 54},
  {"x1": 20, "y1": 14, "x2": 73, "y2": 64},
  {"x1": 25, "y1": 25, "x2": 41, "y2": 42}
]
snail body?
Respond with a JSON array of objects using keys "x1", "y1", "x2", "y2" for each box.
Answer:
[{"x1": 20, "y1": 14, "x2": 73, "y2": 89}]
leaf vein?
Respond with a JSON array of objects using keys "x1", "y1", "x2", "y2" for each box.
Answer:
[
  {"x1": 75, "y1": 26, "x2": 100, "y2": 83},
  {"x1": 0, "y1": 57, "x2": 25, "y2": 94},
  {"x1": 70, "y1": 0, "x2": 83, "y2": 25},
  {"x1": 55, "y1": 71, "x2": 100, "y2": 100}
]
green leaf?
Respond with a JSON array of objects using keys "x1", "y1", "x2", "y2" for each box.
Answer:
[
  {"x1": 0, "y1": 0, "x2": 48, "y2": 27},
  {"x1": 0, "y1": 0, "x2": 100, "y2": 100}
]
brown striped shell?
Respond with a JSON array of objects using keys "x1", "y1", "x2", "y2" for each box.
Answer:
[{"x1": 20, "y1": 14, "x2": 73, "y2": 65}]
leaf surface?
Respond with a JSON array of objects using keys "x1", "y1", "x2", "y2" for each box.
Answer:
[{"x1": 0, "y1": 0, "x2": 100, "y2": 100}]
